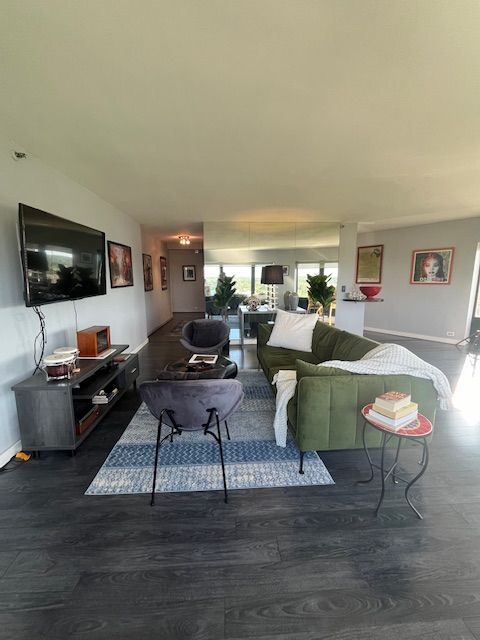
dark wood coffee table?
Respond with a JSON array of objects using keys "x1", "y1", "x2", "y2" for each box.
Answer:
[{"x1": 165, "y1": 355, "x2": 238, "y2": 379}]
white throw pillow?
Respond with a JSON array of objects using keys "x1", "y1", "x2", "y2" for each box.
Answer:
[{"x1": 267, "y1": 309, "x2": 318, "y2": 352}]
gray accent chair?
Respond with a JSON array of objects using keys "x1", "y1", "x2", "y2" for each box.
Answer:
[
  {"x1": 139, "y1": 379, "x2": 244, "y2": 505},
  {"x1": 180, "y1": 319, "x2": 230, "y2": 355}
]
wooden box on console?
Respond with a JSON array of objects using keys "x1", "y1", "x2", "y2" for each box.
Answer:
[{"x1": 76, "y1": 325, "x2": 111, "y2": 357}]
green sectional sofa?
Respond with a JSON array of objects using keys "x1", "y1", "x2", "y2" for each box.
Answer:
[{"x1": 257, "y1": 322, "x2": 438, "y2": 458}]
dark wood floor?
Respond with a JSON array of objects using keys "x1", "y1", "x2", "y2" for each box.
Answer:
[{"x1": 1, "y1": 314, "x2": 480, "y2": 639}]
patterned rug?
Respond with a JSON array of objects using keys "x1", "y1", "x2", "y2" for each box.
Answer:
[{"x1": 86, "y1": 370, "x2": 334, "y2": 495}]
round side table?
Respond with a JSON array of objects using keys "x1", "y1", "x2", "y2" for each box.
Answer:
[{"x1": 358, "y1": 404, "x2": 433, "y2": 519}]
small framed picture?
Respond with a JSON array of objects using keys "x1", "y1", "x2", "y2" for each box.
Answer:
[
  {"x1": 142, "y1": 254, "x2": 153, "y2": 291},
  {"x1": 107, "y1": 241, "x2": 134, "y2": 288},
  {"x1": 282, "y1": 265, "x2": 289, "y2": 276},
  {"x1": 183, "y1": 265, "x2": 196, "y2": 281},
  {"x1": 160, "y1": 256, "x2": 168, "y2": 290},
  {"x1": 189, "y1": 354, "x2": 218, "y2": 364},
  {"x1": 356, "y1": 245, "x2": 383, "y2": 284},
  {"x1": 410, "y1": 248, "x2": 454, "y2": 284}
]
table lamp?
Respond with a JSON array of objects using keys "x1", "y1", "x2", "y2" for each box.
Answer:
[{"x1": 261, "y1": 265, "x2": 284, "y2": 309}]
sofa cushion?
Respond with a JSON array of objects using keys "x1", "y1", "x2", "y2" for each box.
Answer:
[
  {"x1": 295, "y1": 359, "x2": 352, "y2": 380},
  {"x1": 311, "y1": 322, "x2": 344, "y2": 362},
  {"x1": 259, "y1": 347, "x2": 319, "y2": 383},
  {"x1": 267, "y1": 310, "x2": 318, "y2": 352},
  {"x1": 331, "y1": 332, "x2": 378, "y2": 361}
]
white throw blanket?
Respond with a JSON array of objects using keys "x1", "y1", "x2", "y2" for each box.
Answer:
[{"x1": 272, "y1": 343, "x2": 453, "y2": 447}]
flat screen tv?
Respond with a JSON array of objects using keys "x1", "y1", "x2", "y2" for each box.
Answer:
[{"x1": 19, "y1": 204, "x2": 106, "y2": 307}]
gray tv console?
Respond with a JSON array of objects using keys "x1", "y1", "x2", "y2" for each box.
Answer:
[{"x1": 12, "y1": 345, "x2": 139, "y2": 454}]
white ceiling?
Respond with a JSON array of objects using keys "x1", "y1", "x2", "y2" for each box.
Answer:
[{"x1": 2, "y1": 0, "x2": 480, "y2": 239}]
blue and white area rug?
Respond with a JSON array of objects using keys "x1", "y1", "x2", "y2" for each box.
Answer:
[{"x1": 86, "y1": 370, "x2": 334, "y2": 495}]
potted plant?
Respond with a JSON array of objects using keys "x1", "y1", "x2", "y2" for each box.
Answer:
[
  {"x1": 306, "y1": 274, "x2": 336, "y2": 318},
  {"x1": 213, "y1": 274, "x2": 237, "y2": 321}
]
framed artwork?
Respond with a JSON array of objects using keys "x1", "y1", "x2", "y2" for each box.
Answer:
[
  {"x1": 183, "y1": 265, "x2": 196, "y2": 281},
  {"x1": 282, "y1": 265, "x2": 289, "y2": 276},
  {"x1": 356, "y1": 245, "x2": 384, "y2": 283},
  {"x1": 160, "y1": 256, "x2": 168, "y2": 290},
  {"x1": 142, "y1": 253, "x2": 153, "y2": 291},
  {"x1": 410, "y1": 248, "x2": 454, "y2": 284},
  {"x1": 107, "y1": 241, "x2": 134, "y2": 288}
]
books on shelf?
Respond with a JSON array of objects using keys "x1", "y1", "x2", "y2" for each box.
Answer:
[
  {"x1": 375, "y1": 391, "x2": 411, "y2": 412},
  {"x1": 92, "y1": 387, "x2": 119, "y2": 404}
]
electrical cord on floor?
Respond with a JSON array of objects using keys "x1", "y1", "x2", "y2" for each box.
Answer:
[{"x1": 0, "y1": 452, "x2": 31, "y2": 474}]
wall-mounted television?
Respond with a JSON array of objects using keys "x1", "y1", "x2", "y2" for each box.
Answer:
[{"x1": 19, "y1": 204, "x2": 107, "y2": 307}]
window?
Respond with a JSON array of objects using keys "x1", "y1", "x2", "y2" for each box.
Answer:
[
  {"x1": 204, "y1": 264, "x2": 220, "y2": 296},
  {"x1": 296, "y1": 263, "x2": 321, "y2": 297},
  {"x1": 324, "y1": 263, "x2": 338, "y2": 289},
  {"x1": 254, "y1": 264, "x2": 268, "y2": 297},
  {"x1": 296, "y1": 262, "x2": 339, "y2": 296},
  {"x1": 221, "y1": 264, "x2": 252, "y2": 297}
]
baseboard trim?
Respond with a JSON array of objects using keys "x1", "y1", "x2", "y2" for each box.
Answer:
[
  {"x1": 0, "y1": 440, "x2": 22, "y2": 469},
  {"x1": 132, "y1": 338, "x2": 149, "y2": 353},
  {"x1": 364, "y1": 326, "x2": 458, "y2": 344}
]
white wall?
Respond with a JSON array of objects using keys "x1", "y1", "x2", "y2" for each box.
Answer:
[
  {"x1": 0, "y1": 136, "x2": 148, "y2": 464},
  {"x1": 141, "y1": 231, "x2": 172, "y2": 334},
  {"x1": 360, "y1": 217, "x2": 480, "y2": 342},
  {"x1": 169, "y1": 247, "x2": 205, "y2": 312},
  {"x1": 336, "y1": 223, "x2": 365, "y2": 335}
]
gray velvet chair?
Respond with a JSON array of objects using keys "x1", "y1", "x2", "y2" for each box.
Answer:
[
  {"x1": 180, "y1": 319, "x2": 230, "y2": 355},
  {"x1": 139, "y1": 378, "x2": 244, "y2": 505}
]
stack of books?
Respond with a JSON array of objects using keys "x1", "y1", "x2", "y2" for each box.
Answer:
[
  {"x1": 369, "y1": 391, "x2": 418, "y2": 430},
  {"x1": 92, "y1": 387, "x2": 119, "y2": 405}
]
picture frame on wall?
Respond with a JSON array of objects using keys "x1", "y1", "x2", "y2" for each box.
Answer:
[
  {"x1": 182, "y1": 265, "x2": 196, "y2": 281},
  {"x1": 410, "y1": 248, "x2": 454, "y2": 284},
  {"x1": 282, "y1": 265, "x2": 289, "y2": 276},
  {"x1": 356, "y1": 245, "x2": 384, "y2": 284},
  {"x1": 107, "y1": 241, "x2": 134, "y2": 288},
  {"x1": 142, "y1": 253, "x2": 153, "y2": 291},
  {"x1": 160, "y1": 256, "x2": 168, "y2": 290}
]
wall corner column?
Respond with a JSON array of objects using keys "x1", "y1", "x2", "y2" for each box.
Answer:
[{"x1": 335, "y1": 223, "x2": 365, "y2": 336}]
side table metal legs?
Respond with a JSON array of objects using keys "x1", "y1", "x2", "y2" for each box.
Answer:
[
  {"x1": 357, "y1": 420, "x2": 375, "y2": 484},
  {"x1": 359, "y1": 420, "x2": 430, "y2": 519},
  {"x1": 405, "y1": 438, "x2": 429, "y2": 519}
]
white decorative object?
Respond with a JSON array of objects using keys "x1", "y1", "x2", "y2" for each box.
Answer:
[
  {"x1": 288, "y1": 292, "x2": 299, "y2": 310},
  {"x1": 245, "y1": 295, "x2": 261, "y2": 311},
  {"x1": 346, "y1": 286, "x2": 366, "y2": 300},
  {"x1": 267, "y1": 309, "x2": 318, "y2": 352}
]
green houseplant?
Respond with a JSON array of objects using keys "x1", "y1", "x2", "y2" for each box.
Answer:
[
  {"x1": 213, "y1": 274, "x2": 237, "y2": 321},
  {"x1": 306, "y1": 274, "x2": 336, "y2": 316}
]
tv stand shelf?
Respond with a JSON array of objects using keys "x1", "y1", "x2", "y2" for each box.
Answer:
[{"x1": 12, "y1": 345, "x2": 139, "y2": 454}]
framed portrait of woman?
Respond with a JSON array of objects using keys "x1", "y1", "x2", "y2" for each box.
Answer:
[{"x1": 410, "y1": 248, "x2": 454, "y2": 284}]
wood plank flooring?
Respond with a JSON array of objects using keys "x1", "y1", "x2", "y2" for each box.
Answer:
[{"x1": 1, "y1": 313, "x2": 479, "y2": 639}]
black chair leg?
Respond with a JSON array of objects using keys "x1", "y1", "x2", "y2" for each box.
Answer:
[
  {"x1": 299, "y1": 451, "x2": 305, "y2": 474},
  {"x1": 215, "y1": 411, "x2": 228, "y2": 503},
  {"x1": 151, "y1": 420, "x2": 162, "y2": 506},
  {"x1": 224, "y1": 419, "x2": 231, "y2": 440}
]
